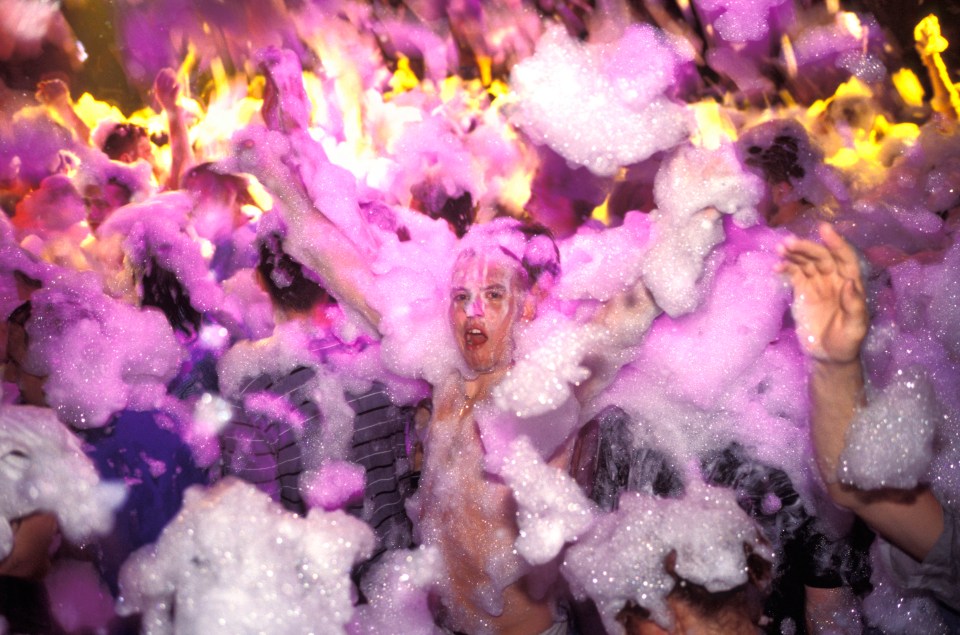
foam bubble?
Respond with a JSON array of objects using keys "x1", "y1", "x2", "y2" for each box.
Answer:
[
  {"x1": 117, "y1": 479, "x2": 375, "y2": 634},
  {"x1": 840, "y1": 367, "x2": 940, "y2": 490},
  {"x1": 0, "y1": 405, "x2": 124, "y2": 558},
  {"x1": 509, "y1": 25, "x2": 691, "y2": 177}
]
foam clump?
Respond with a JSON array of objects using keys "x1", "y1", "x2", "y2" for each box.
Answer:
[
  {"x1": 509, "y1": 24, "x2": 691, "y2": 177},
  {"x1": 97, "y1": 191, "x2": 225, "y2": 315},
  {"x1": 562, "y1": 481, "x2": 770, "y2": 634},
  {"x1": 26, "y1": 271, "x2": 184, "y2": 428},
  {"x1": 492, "y1": 313, "x2": 592, "y2": 421},
  {"x1": 554, "y1": 212, "x2": 653, "y2": 303},
  {"x1": 498, "y1": 436, "x2": 595, "y2": 565},
  {"x1": 694, "y1": 0, "x2": 789, "y2": 43},
  {"x1": 0, "y1": 405, "x2": 124, "y2": 559},
  {"x1": 364, "y1": 210, "x2": 462, "y2": 385},
  {"x1": 643, "y1": 143, "x2": 763, "y2": 316},
  {"x1": 117, "y1": 479, "x2": 375, "y2": 635},
  {"x1": 348, "y1": 546, "x2": 446, "y2": 635},
  {"x1": 302, "y1": 460, "x2": 366, "y2": 511},
  {"x1": 635, "y1": 232, "x2": 790, "y2": 410},
  {"x1": 840, "y1": 367, "x2": 940, "y2": 490},
  {"x1": 219, "y1": 269, "x2": 275, "y2": 340}
]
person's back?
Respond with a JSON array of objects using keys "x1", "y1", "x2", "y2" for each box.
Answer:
[{"x1": 217, "y1": 366, "x2": 313, "y2": 515}]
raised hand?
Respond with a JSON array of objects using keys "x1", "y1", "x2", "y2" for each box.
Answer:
[
  {"x1": 775, "y1": 223, "x2": 869, "y2": 364},
  {"x1": 153, "y1": 68, "x2": 181, "y2": 112},
  {"x1": 35, "y1": 78, "x2": 70, "y2": 106}
]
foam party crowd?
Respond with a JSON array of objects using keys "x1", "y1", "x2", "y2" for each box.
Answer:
[{"x1": 1, "y1": 0, "x2": 959, "y2": 633}]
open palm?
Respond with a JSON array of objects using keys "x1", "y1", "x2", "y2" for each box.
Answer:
[{"x1": 776, "y1": 223, "x2": 869, "y2": 363}]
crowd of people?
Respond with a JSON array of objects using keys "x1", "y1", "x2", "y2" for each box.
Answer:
[{"x1": 2, "y1": 1, "x2": 960, "y2": 634}]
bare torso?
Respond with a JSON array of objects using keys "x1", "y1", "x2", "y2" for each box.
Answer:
[{"x1": 418, "y1": 376, "x2": 557, "y2": 635}]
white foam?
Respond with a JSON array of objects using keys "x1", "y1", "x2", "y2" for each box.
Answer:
[
  {"x1": 642, "y1": 143, "x2": 763, "y2": 316},
  {"x1": 0, "y1": 405, "x2": 124, "y2": 558},
  {"x1": 26, "y1": 271, "x2": 184, "y2": 428},
  {"x1": 117, "y1": 479, "x2": 375, "y2": 634},
  {"x1": 840, "y1": 368, "x2": 940, "y2": 490},
  {"x1": 509, "y1": 25, "x2": 691, "y2": 177},
  {"x1": 562, "y1": 480, "x2": 771, "y2": 634},
  {"x1": 348, "y1": 546, "x2": 445, "y2": 635},
  {"x1": 498, "y1": 436, "x2": 596, "y2": 565}
]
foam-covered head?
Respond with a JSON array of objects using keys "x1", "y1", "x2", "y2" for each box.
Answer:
[
  {"x1": 449, "y1": 250, "x2": 527, "y2": 374},
  {"x1": 449, "y1": 220, "x2": 559, "y2": 374}
]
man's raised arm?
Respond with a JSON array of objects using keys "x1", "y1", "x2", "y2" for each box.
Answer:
[
  {"x1": 777, "y1": 222, "x2": 943, "y2": 562},
  {"x1": 230, "y1": 128, "x2": 382, "y2": 332}
]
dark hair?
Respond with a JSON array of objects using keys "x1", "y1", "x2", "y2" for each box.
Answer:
[
  {"x1": 7, "y1": 301, "x2": 32, "y2": 329},
  {"x1": 739, "y1": 120, "x2": 817, "y2": 186},
  {"x1": 700, "y1": 442, "x2": 874, "y2": 631},
  {"x1": 457, "y1": 219, "x2": 561, "y2": 293},
  {"x1": 101, "y1": 123, "x2": 148, "y2": 161},
  {"x1": 617, "y1": 550, "x2": 771, "y2": 633},
  {"x1": 140, "y1": 260, "x2": 202, "y2": 336},
  {"x1": 256, "y1": 233, "x2": 331, "y2": 313},
  {"x1": 410, "y1": 181, "x2": 474, "y2": 238},
  {"x1": 516, "y1": 223, "x2": 561, "y2": 285}
]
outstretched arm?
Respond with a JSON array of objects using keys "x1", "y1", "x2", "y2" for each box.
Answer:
[
  {"x1": 231, "y1": 129, "x2": 382, "y2": 332},
  {"x1": 36, "y1": 79, "x2": 91, "y2": 144},
  {"x1": 573, "y1": 276, "x2": 662, "y2": 405},
  {"x1": 777, "y1": 223, "x2": 943, "y2": 561},
  {"x1": 154, "y1": 68, "x2": 194, "y2": 190}
]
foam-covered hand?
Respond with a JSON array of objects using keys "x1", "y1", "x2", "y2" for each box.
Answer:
[
  {"x1": 776, "y1": 223, "x2": 868, "y2": 363},
  {"x1": 153, "y1": 68, "x2": 181, "y2": 111}
]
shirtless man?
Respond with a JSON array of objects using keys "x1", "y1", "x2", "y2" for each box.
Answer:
[
  {"x1": 419, "y1": 237, "x2": 565, "y2": 634},
  {"x1": 231, "y1": 131, "x2": 660, "y2": 634}
]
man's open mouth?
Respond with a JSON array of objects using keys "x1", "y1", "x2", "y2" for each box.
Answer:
[{"x1": 464, "y1": 327, "x2": 487, "y2": 349}]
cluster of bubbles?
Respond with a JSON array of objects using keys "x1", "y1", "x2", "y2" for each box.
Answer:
[{"x1": 1, "y1": 0, "x2": 959, "y2": 632}]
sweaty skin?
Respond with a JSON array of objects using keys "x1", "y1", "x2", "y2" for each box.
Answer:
[
  {"x1": 419, "y1": 252, "x2": 556, "y2": 635},
  {"x1": 449, "y1": 252, "x2": 530, "y2": 375},
  {"x1": 230, "y1": 138, "x2": 659, "y2": 635}
]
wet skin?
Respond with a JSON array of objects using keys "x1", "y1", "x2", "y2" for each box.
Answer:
[{"x1": 448, "y1": 253, "x2": 526, "y2": 375}]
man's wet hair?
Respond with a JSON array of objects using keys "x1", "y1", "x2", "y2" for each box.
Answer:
[
  {"x1": 101, "y1": 123, "x2": 148, "y2": 161},
  {"x1": 140, "y1": 260, "x2": 202, "y2": 337},
  {"x1": 455, "y1": 219, "x2": 561, "y2": 292},
  {"x1": 257, "y1": 232, "x2": 332, "y2": 313}
]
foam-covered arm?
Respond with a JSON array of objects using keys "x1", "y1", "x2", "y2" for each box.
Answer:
[
  {"x1": 778, "y1": 223, "x2": 943, "y2": 562},
  {"x1": 229, "y1": 127, "x2": 382, "y2": 332},
  {"x1": 573, "y1": 277, "x2": 661, "y2": 404},
  {"x1": 154, "y1": 69, "x2": 194, "y2": 190}
]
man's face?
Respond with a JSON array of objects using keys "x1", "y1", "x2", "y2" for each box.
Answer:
[{"x1": 449, "y1": 253, "x2": 526, "y2": 374}]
